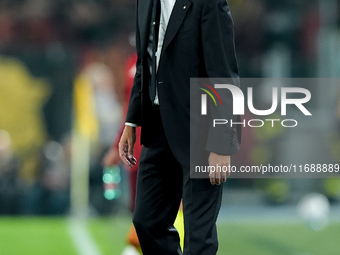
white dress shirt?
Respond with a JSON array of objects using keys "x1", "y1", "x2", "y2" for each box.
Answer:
[{"x1": 126, "y1": 0, "x2": 176, "y2": 128}]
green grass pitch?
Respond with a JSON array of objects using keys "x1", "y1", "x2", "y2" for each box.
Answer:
[{"x1": 0, "y1": 216, "x2": 339, "y2": 255}]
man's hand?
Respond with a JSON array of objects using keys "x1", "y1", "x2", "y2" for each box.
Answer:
[
  {"x1": 208, "y1": 152, "x2": 231, "y2": 185},
  {"x1": 119, "y1": 126, "x2": 137, "y2": 168}
]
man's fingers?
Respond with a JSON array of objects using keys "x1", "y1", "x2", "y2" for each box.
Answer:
[
  {"x1": 127, "y1": 139, "x2": 133, "y2": 158},
  {"x1": 130, "y1": 157, "x2": 137, "y2": 164},
  {"x1": 226, "y1": 168, "x2": 231, "y2": 177},
  {"x1": 215, "y1": 170, "x2": 221, "y2": 185},
  {"x1": 221, "y1": 170, "x2": 227, "y2": 183},
  {"x1": 117, "y1": 126, "x2": 137, "y2": 168},
  {"x1": 122, "y1": 154, "x2": 132, "y2": 168},
  {"x1": 209, "y1": 164, "x2": 230, "y2": 184},
  {"x1": 119, "y1": 143, "x2": 127, "y2": 158},
  {"x1": 127, "y1": 156, "x2": 137, "y2": 166},
  {"x1": 119, "y1": 143, "x2": 131, "y2": 167},
  {"x1": 127, "y1": 139, "x2": 136, "y2": 165},
  {"x1": 210, "y1": 171, "x2": 216, "y2": 185},
  {"x1": 208, "y1": 153, "x2": 231, "y2": 185},
  {"x1": 123, "y1": 155, "x2": 133, "y2": 168}
]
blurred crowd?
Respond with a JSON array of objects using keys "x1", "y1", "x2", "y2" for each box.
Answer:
[{"x1": 0, "y1": 0, "x2": 339, "y2": 215}]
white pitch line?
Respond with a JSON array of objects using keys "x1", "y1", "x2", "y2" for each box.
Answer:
[{"x1": 68, "y1": 218, "x2": 102, "y2": 255}]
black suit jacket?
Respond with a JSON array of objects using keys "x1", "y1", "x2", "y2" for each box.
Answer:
[{"x1": 126, "y1": 0, "x2": 241, "y2": 166}]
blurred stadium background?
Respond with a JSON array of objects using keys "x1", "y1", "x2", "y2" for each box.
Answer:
[{"x1": 0, "y1": 0, "x2": 340, "y2": 254}]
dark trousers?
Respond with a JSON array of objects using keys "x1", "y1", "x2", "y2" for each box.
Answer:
[{"x1": 133, "y1": 106, "x2": 223, "y2": 255}]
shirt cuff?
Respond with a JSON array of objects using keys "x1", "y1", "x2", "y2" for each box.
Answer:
[{"x1": 125, "y1": 122, "x2": 139, "y2": 128}]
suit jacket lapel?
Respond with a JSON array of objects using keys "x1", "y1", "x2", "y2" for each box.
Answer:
[
  {"x1": 161, "y1": 0, "x2": 192, "y2": 58},
  {"x1": 138, "y1": 0, "x2": 153, "y2": 60}
]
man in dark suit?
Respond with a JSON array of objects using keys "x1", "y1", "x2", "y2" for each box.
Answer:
[{"x1": 118, "y1": 0, "x2": 241, "y2": 254}]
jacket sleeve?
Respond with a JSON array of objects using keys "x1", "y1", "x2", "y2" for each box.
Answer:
[
  {"x1": 125, "y1": 1, "x2": 143, "y2": 126},
  {"x1": 201, "y1": 0, "x2": 241, "y2": 155}
]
